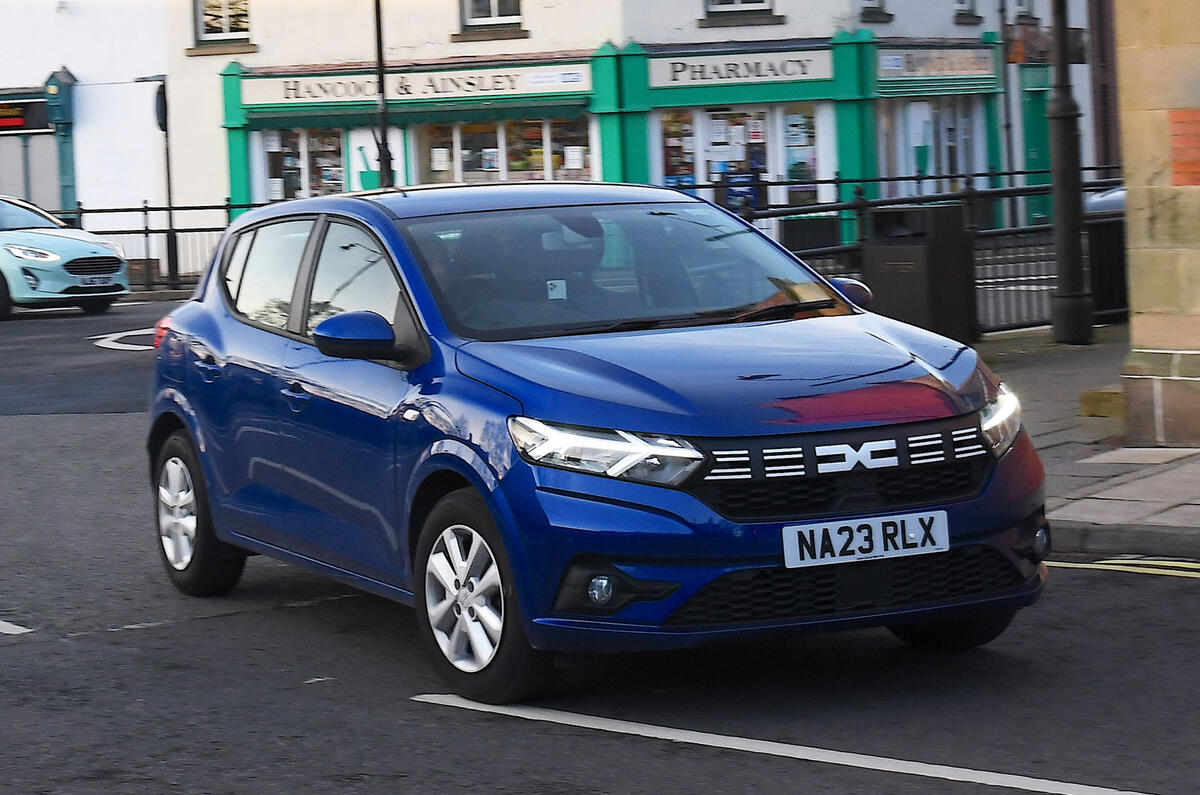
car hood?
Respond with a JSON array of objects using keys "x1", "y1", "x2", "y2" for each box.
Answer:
[
  {"x1": 0, "y1": 227, "x2": 120, "y2": 257},
  {"x1": 456, "y1": 313, "x2": 989, "y2": 438}
]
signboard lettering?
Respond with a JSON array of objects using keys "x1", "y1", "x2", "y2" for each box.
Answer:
[
  {"x1": 649, "y1": 50, "x2": 833, "y2": 88},
  {"x1": 0, "y1": 100, "x2": 52, "y2": 135}
]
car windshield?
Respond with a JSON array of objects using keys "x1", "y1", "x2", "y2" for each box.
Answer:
[
  {"x1": 0, "y1": 199, "x2": 64, "y2": 231},
  {"x1": 399, "y1": 202, "x2": 848, "y2": 340}
]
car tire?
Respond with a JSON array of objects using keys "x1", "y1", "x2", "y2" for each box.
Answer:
[
  {"x1": 888, "y1": 609, "x2": 1016, "y2": 652},
  {"x1": 154, "y1": 430, "x2": 246, "y2": 596},
  {"x1": 80, "y1": 298, "x2": 115, "y2": 315},
  {"x1": 414, "y1": 487, "x2": 552, "y2": 704},
  {"x1": 0, "y1": 274, "x2": 11, "y2": 320}
]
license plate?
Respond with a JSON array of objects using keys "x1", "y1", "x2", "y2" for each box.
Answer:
[
  {"x1": 80, "y1": 275, "x2": 112, "y2": 286},
  {"x1": 782, "y1": 510, "x2": 949, "y2": 569}
]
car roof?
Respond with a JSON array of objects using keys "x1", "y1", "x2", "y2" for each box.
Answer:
[{"x1": 240, "y1": 182, "x2": 701, "y2": 226}]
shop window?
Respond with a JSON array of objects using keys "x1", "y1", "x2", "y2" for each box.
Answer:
[
  {"x1": 706, "y1": 109, "x2": 769, "y2": 210},
  {"x1": 307, "y1": 130, "x2": 344, "y2": 196},
  {"x1": 196, "y1": 0, "x2": 249, "y2": 41},
  {"x1": 550, "y1": 119, "x2": 590, "y2": 181},
  {"x1": 464, "y1": 0, "x2": 521, "y2": 25},
  {"x1": 416, "y1": 124, "x2": 456, "y2": 184},
  {"x1": 460, "y1": 123, "x2": 501, "y2": 183},
  {"x1": 264, "y1": 129, "x2": 342, "y2": 200},
  {"x1": 660, "y1": 110, "x2": 696, "y2": 190},
  {"x1": 784, "y1": 104, "x2": 818, "y2": 206},
  {"x1": 506, "y1": 120, "x2": 546, "y2": 181}
]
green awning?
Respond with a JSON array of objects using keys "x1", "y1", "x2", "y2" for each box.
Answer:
[{"x1": 244, "y1": 95, "x2": 588, "y2": 130}]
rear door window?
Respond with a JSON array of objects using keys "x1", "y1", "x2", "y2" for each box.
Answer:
[
  {"x1": 304, "y1": 222, "x2": 401, "y2": 336},
  {"x1": 232, "y1": 219, "x2": 313, "y2": 329}
]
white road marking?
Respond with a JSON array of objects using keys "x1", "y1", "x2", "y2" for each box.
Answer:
[
  {"x1": 0, "y1": 619, "x2": 33, "y2": 635},
  {"x1": 86, "y1": 327, "x2": 156, "y2": 351},
  {"x1": 303, "y1": 677, "x2": 335, "y2": 684},
  {"x1": 412, "y1": 694, "x2": 1153, "y2": 795}
]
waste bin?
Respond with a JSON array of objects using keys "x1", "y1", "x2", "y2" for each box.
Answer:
[
  {"x1": 861, "y1": 204, "x2": 978, "y2": 344},
  {"x1": 1085, "y1": 215, "x2": 1128, "y2": 322}
]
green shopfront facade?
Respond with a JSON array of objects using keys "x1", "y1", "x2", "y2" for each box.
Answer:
[
  {"x1": 220, "y1": 34, "x2": 1004, "y2": 218},
  {"x1": 222, "y1": 54, "x2": 599, "y2": 208}
]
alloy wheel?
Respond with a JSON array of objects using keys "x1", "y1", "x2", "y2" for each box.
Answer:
[
  {"x1": 424, "y1": 524, "x2": 505, "y2": 673},
  {"x1": 157, "y1": 456, "x2": 197, "y2": 571}
]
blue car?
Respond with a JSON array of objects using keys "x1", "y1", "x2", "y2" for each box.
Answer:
[
  {"x1": 0, "y1": 195, "x2": 130, "y2": 318},
  {"x1": 148, "y1": 183, "x2": 1048, "y2": 702}
]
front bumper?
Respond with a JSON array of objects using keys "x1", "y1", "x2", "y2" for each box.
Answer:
[
  {"x1": 498, "y1": 430, "x2": 1047, "y2": 654},
  {"x1": 6, "y1": 263, "x2": 130, "y2": 306}
]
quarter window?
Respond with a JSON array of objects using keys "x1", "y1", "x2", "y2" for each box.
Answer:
[
  {"x1": 232, "y1": 219, "x2": 313, "y2": 330},
  {"x1": 222, "y1": 230, "x2": 255, "y2": 302},
  {"x1": 197, "y1": 0, "x2": 249, "y2": 41},
  {"x1": 305, "y1": 223, "x2": 401, "y2": 336},
  {"x1": 464, "y1": 0, "x2": 520, "y2": 25}
]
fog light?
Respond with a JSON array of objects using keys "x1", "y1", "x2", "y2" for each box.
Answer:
[
  {"x1": 586, "y1": 575, "x2": 613, "y2": 605},
  {"x1": 1032, "y1": 527, "x2": 1051, "y2": 561},
  {"x1": 21, "y1": 268, "x2": 39, "y2": 290}
]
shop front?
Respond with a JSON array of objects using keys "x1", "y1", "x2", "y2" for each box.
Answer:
[
  {"x1": 221, "y1": 54, "x2": 598, "y2": 207},
  {"x1": 0, "y1": 70, "x2": 75, "y2": 212},
  {"x1": 872, "y1": 42, "x2": 1004, "y2": 198},
  {"x1": 632, "y1": 43, "x2": 842, "y2": 211}
]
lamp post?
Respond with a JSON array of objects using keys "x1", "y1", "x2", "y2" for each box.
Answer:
[
  {"x1": 374, "y1": 0, "x2": 394, "y2": 188},
  {"x1": 1048, "y1": 0, "x2": 1093, "y2": 343}
]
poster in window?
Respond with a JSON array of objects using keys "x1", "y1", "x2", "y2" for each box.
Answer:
[
  {"x1": 564, "y1": 145, "x2": 586, "y2": 170},
  {"x1": 747, "y1": 120, "x2": 765, "y2": 144},
  {"x1": 785, "y1": 114, "x2": 810, "y2": 146},
  {"x1": 263, "y1": 130, "x2": 282, "y2": 151},
  {"x1": 430, "y1": 147, "x2": 451, "y2": 172},
  {"x1": 730, "y1": 124, "x2": 746, "y2": 146},
  {"x1": 710, "y1": 119, "x2": 728, "y2": 144},
  {"x1": 481, "y1": 147, "x2": 500, "y2": 171}
]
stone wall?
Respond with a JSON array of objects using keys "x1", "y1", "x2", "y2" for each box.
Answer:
[{"x1": 1117, "y1": 2, "x2": 1200, "y2": 444}]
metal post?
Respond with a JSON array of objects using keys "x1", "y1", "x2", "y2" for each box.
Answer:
[
  {"x1": 374, "y1": 0, "x2": 394, "y2": 188},
  {"x1": 998, "y1": 0, "x2": 1019, "y2": 226},
  {"x1": 142, "y1": 199, "x2": 152, "y2": 290},
  {"x1": 1048, "y1": 0, "x2": 1093, "y2": 343}
]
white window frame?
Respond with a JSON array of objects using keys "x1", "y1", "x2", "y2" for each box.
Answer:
[
  {"x1": 706, "y1": 0, "x2": 771, "y2": 12},
  {"x1": 463, "y1": 0, "x2": 522, "y2": 26},
  {"x1": 955, "y1": 0, "x2": 977, "y2": 12},
  {"x1": 196, "y1": 0, "x2": 249, "y2": 42}
]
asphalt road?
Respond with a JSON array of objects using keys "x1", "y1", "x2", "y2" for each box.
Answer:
[{"x1": 2, "y1": 302, "x2": 1198, "y2": 794}]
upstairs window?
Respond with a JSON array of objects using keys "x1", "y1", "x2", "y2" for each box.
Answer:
[
  {"x1": 197, "y1": 0, "x2": 249, "y2": 41},
  {"x1": 464, "y1": 0, "x2": 521, "y2": 25},
  {"x1": 707, "y1": 0, "x2": 772, "y2": 11}
]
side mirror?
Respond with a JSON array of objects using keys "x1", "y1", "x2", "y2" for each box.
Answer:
[
  {"x1": 829, "y1": 277, "x2": 873, "y2": 309},
  {"x1": 314, "y1": 311, "x2": 401, "y2": 361}
]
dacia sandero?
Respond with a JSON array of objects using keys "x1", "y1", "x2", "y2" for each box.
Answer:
[{"x1": 148, "y1": 183, "x2": 1048, "y2": 703}]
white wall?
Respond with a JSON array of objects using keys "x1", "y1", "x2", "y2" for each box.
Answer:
[
  {"x1": 165, "y1": 0, "x2": 625, "y2": 207},
  {"x1": 623, "y1": 0, "x2": 849, "y2": 44},
  {"x1": 2, "y1": 0, "x2": 169, "y2": 217}
]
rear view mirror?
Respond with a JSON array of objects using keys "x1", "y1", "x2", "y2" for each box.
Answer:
[{"x1": 829, "y1": 277, "x2": 873, "y2": 309}]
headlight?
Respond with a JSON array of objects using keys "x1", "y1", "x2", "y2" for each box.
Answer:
[
  {"x1": 103, "y1": 241, "x2": 126, "y2": 258},
  {"x1": 3, "y1": 244, "x2": 60, "y2": 263},
  {"x1": 508, "y1": 416, "x2": 704, "y2": 486},
  {"x1": 980, "y1": 382, "x2": 1022, "y2": 455}
]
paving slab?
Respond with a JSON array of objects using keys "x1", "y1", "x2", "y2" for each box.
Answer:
[
  {"x1": 1080, "y1": 448, "x2": 1200, "y2": 465},
  {"x1": 1047, "y1": 498, "x2": 1165, "y2": 524},
  {"x1": 1099, "y1": 463, "x2": 1200, "y2": 503},
  {"x1": 1139, "y1": 504, "x2": 1200, "y2": 528}
]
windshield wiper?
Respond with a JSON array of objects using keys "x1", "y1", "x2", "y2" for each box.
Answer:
[
  {"x1": 570, "y1": 317, "x2": 669, "y2": 335},
  {"x1": 709, "y1": 298, "x2": 837, "y2": 324}
]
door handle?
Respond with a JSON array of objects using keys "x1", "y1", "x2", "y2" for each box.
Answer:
[{"x1": 280, "y1": 381, "x2": 310, "y2": 412}]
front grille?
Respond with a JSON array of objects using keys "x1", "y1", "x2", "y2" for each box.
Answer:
[
  {"x1": 63, "y1": 256, "x2": 122, "y2": 275},
  {"x1": 665, "y1": 545, "x2": 1023, "y2": 627},
  {"x1": 686, "y1": 417, "x2": 994, "y2": 522},
  {"x1": 691, "y1": 458, "x2": 989, "y2": 522}
]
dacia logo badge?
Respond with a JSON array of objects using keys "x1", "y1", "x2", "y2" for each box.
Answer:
[{"x1": 814, "y1": 440, "x2": 899, "y2": 473}]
